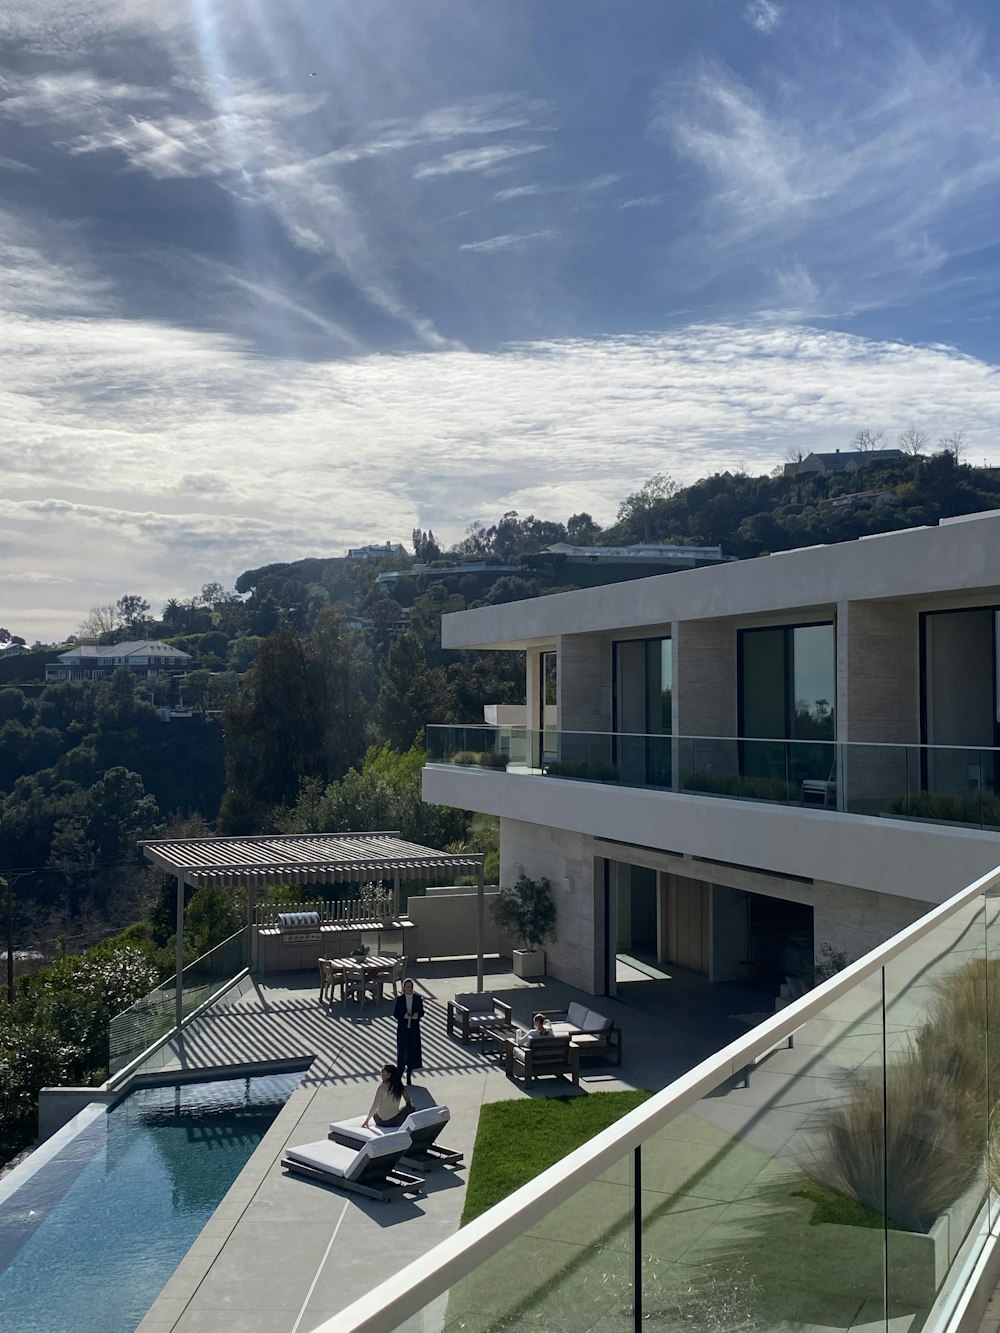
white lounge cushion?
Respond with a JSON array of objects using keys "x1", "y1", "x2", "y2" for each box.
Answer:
[
  {"x1": 406, "y1": 1105, "x2": 449, "y2": 1132},
  {"x1": 581, "y1": 1009, "x2": 612, "y2": 1033},
  {"x1": 330, "y1": 1105, "x2": 450, "y2": 1142},
  {"x1": 566, "y1": 1001, "x2": 589, "y2": 1028},
  {"x1": 288, "y1": 1131, "x2": 411, "y2": 1181},
  {"x1": 548, "y1": 1022, "x2": 576, "y2": 1038},
  {"x1": 286, "y1": 1139, "x2": 359, "y2": 1181},
  {"x1": 454, "y1": 992, "x2": 494, "y2": 1014}
]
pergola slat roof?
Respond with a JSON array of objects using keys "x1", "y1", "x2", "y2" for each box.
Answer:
[{"x1": 140, "y1": 831, "x2": 482, "y2": 888}]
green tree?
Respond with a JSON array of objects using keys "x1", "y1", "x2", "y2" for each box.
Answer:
[
  {"x1": 218, "y1": 609, "x2": 367, "y2": 832},
  {"x1": 375, "y1": 632, "x2": 447, "y2": 752},
  {"x1": 277, "y1": 740, "x2": 467, "y2": 848}
]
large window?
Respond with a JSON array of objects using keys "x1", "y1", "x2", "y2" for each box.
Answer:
[
  {"x1": 739, "y1": 623, "x2": 834, "y2": 782},
  {"x1": 923, "y1": 608, "x2": 1000, "y2": 798},
  {"x1": 613, "y1": 636, "x2": 672, "y2": 786}
]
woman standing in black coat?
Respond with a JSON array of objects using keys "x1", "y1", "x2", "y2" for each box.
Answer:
[{"x1": 393, "y1": 977, "x2": 424, "y2": 1085}]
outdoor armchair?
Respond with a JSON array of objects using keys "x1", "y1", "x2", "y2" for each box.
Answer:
[
  {"x1": 447, "y1": 992, "x2": 513, "y2": 1043},
  {"x1": 504, "y1": 1034, "x2": 580, "y2": 1086}
]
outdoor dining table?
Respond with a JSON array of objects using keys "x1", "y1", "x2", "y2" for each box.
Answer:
[{"x1": 328, "y1": 956, "x2": 397, "y2": 1014}]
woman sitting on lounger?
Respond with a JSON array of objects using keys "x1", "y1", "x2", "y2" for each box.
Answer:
[
  {"x1": 516, "y1": 1013, "x2": 551, "y2": 1047},
  {"x1": 362, "y1": 1064, "x2": 412, "y2": 1128}
]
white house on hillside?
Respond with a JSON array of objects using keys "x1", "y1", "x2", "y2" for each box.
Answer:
[{"x1": 45, "y1": 640, "x2": 192, "y2": 682}]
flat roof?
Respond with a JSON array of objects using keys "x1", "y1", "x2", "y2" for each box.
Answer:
[
  {"x1": 141, "y1": 831, "x2": 483, "y2": 887},
  {"x1": 440, "y1": 509, "x2": 1000, "y2": 649}
]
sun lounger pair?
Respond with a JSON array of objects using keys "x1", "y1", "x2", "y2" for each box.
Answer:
[
  {"x1": 282, "y1": 1131, "x2": 425, "y2": 1202},
  {"x1": 282, "y1": 1105, "x2": 461, "y2": 1201},
  {"x1": 329, "y1": 1104, "x2": 462, "y2": 1171}
]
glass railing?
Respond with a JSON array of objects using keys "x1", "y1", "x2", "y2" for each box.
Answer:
[
  {"x1": 321, "y1": 862, "x2": 1000, "y2": 1333},
  {"x1": 426, "y1": 725, "x2": 1000, "y2": 830},
  {"x1": 108, "y1": 927, "x2": 248, "y2": 1075}
]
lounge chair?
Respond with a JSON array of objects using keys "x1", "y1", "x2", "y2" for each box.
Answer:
[
  {"x1": 329, "y1": 1104, "x2": 462, "y2": 1171},
  {"x1": 282, "y1": 1130, "x2": 425, "y2": 1201},
  {"x1": 447, "y1": 992, "x2": 513, "y2": 1043}
]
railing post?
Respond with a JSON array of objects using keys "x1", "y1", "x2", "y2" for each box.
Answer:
[
  {"x1": 174, "y1": 873, "x2": 186, "y2": 1034},
  {"x1": 633, "y1": 1145, "x2": 643, "y2": 1331}
]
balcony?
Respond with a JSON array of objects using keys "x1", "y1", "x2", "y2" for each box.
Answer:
[
  {"x1": 426, "y1": 724, "x2": 1000, "y2": 833},
  {"x1": 329, "y1": 862, "x2": 1000, "y2": 1333}
]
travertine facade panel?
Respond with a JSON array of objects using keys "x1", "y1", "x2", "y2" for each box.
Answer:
[
  {"x1": 557, "y1": 632, "x2": 612, "y2": 733},
  {"x1": 499, "y1": 818, "x2": 601, "y2": 993}
]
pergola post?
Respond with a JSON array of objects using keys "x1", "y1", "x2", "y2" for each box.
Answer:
[
  {"x1": 476, "y1": 859, "x2": 485, "y2": 993},
  {"x1": 175, "y1": 872, "x2": 186, "y2": 1034}
]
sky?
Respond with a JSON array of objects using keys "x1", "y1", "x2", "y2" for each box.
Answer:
[{"x1": 4, "y1": 0, "x2": 1000, "y2": 641}]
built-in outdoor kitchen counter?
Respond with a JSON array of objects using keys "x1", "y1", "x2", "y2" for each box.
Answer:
[{"x1": 252, "y1": 899, "x2": 418, "y2": 973}]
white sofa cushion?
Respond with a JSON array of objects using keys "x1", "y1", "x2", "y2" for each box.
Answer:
[
  {"x1": 581, "y1": 1009, "x2": 612, "y2": 1033},
  {"x1": 566, "y1": 1001, "x2": 589, "y2": 1027},
  {"x1": 548, "y1": 1022, "x2": 576, "y2": 1038},
  {"x1": 454, "y1": 992, "x2": 494, "y2": 1013}
]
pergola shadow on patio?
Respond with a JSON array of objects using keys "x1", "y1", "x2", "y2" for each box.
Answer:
[{"x1": 139, "y1": 831, "x2": 486, "y2": 1033}]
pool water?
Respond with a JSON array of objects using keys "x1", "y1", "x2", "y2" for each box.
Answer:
[{"x1": 0, "y1": 1070, "x2": 304, "y2": 1333}]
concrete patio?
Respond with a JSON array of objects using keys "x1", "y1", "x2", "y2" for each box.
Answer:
[{"x1": 134, "y1": 959, "x2": 772, "y2": 1333}]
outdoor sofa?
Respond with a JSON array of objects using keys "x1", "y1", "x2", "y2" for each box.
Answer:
[
  {"x1": 282, "y1": 1130, "x2": 425, "y2": 1202},
  {"x1": 328, "y1": 1104, "x2": 462, "y2": 1171},
  {"x1": 538, "y1": 1001, "x2": 622, "y2": 1066}
]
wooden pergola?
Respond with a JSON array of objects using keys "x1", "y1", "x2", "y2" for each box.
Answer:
[{"x1": 140, "y1": 831, "x2": 486, "y2": 1028}]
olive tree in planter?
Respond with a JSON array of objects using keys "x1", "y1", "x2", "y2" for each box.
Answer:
[{"x1": 490, "y1": 874, "x2": 557, "y2": 977}]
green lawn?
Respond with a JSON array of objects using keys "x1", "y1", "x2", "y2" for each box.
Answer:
[{"x1": 461, "y1": 1090, "x2": 651, "y2": 1224}]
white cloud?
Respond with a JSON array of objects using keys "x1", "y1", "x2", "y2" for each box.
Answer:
[
  {"x1": 459, "y1": 230, "x2": 558, "y2": 253},
  {"x1": 414, "y1": 144, "x2": 545, "y2": 179},
  {"x1": 0, "y1": 570, "x2": 75, "y2": 584},
  {"x1": 744, "y1": 0, "x2": 783, "y2": 34},
  {"x1": 5, "y1": 257, "x2": 1000, "y2": 640},
  {"x1": 655, "y1": 27, "x2": 1000, "y2": 316},
  {"x1": 618, "y1": 193, "x2": 668, "y2": 210}
]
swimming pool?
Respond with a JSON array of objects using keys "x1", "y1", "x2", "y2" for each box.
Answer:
[{"x1": 0, "y1": 1069, "x2": 305, "y2": 1333}]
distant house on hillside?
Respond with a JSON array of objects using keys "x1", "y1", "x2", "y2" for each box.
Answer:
[
  {"x1": 346, "y1": 541, "x2": 406, "y2": 561},
  {"x1": 544, "y1": 542, "x2": 730, "y2": 569},
  {"x1": 784, "y1": 448, "x2": 904, "y2": 477},
  {"x1": 45, "y1": 640, "x2": 192, "y2": 683},
  {"x1": 0, "y1": 642, "x2": 27, "y2": 657},
  {"x1": 821, "y1": 489, "x2": 897, "y2": 512}
]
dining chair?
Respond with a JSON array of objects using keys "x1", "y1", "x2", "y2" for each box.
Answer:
[
  {"x1": 318, "y1": 958, "x2": 335, "y2": 1006},
  {"x1": 388, "y1": 956, "x2": 406, "y2": 998}
]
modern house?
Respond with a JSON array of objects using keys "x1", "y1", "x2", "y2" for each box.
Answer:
[
  {"x1": 543, "y1": 540, "x2": 730, "y2": 568},
  {"x1": 423, "y1": 508, "x2": 1000, "y2": 997},
  {"x1": 346, "y1": 541, "x2": 407, "y2": 560},
  {"x1": 44, "y1": 640, "x2": 192, "y2": 682},
  {"x1": 783, "y1": 446, "x2": 905, "y2": 476}
]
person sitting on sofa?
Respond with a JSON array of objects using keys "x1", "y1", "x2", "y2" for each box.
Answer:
[{"x1": 516, "y1": 1013, "x2": 551, "y2": 1047}]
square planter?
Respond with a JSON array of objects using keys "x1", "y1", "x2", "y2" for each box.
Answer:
[{"x1": 513, "y1": 949, "x2": 546, "y2": 978}]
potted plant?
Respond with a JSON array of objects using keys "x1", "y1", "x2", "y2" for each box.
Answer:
[{"x1": 490, "y1": 874, "x2": 557, "y2": 977}]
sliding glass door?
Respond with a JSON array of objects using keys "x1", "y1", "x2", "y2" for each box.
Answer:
[
  {"x1": 739, "y1": 623, "x2": 835, "y2": 792},
  {"x1": 612, "y1": 637, "x2": 672, "y2": 786}
]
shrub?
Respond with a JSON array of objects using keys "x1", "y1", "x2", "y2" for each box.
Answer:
[
  {"x1": 546, "y1": 758, "x2": 620, "y2": 782},
  {"x1": 477, "y1": 750, "x2": 509, "y2": 770},
  {"x1": 681, "y1": 771, "x2": 791, "y2": 801},
  {"x1": 490, "y1": 874, "x2": 557, "y2": 953},
  {"x1": 806, "y1": 1052, "x2": 982, "y2": 1232},
  {"x1": 883, "y1": 791, "x2": 1000, "y2": 827}
]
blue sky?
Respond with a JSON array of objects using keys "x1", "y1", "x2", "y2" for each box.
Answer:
[{"x1": 4, "y1": 0, "x2": 1000, "y2": 639}]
